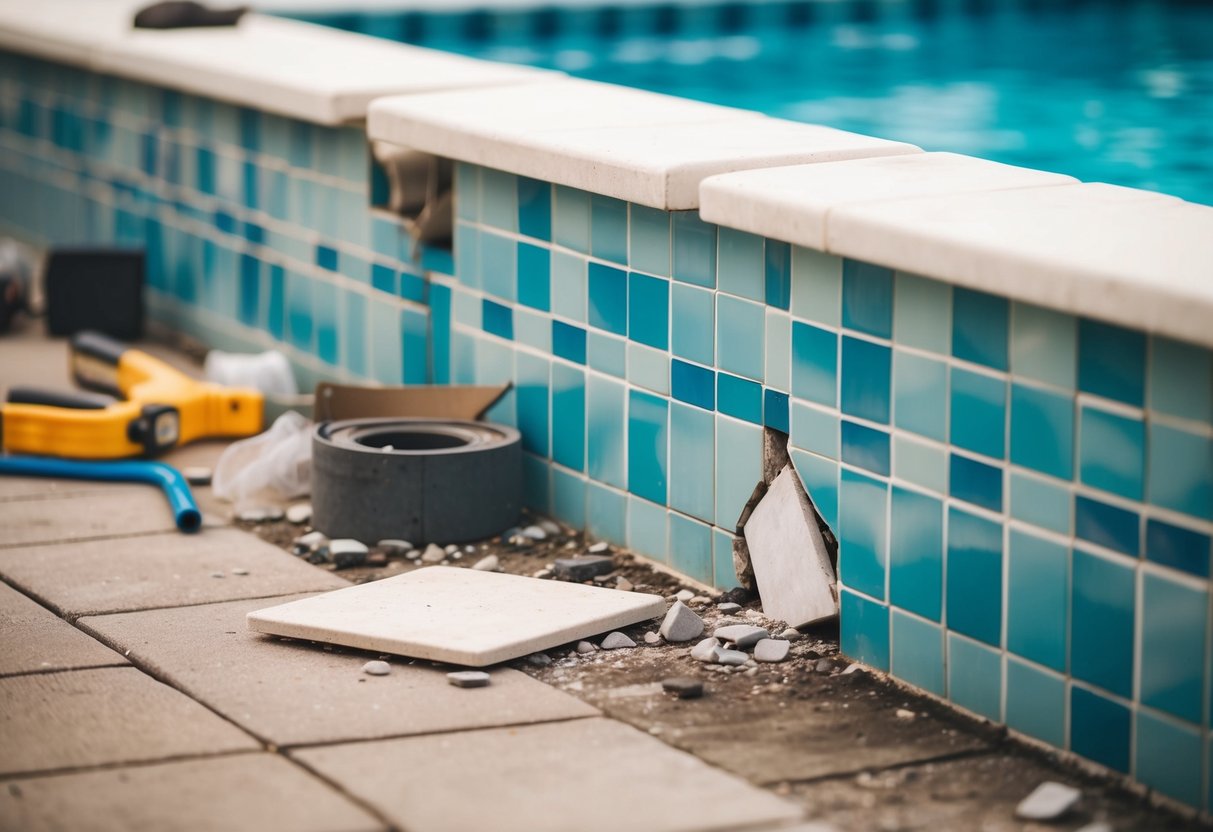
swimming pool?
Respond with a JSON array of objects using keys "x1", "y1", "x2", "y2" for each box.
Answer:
[{"x1": 286, "y1": 0, "x2": 1213, "y2": 206}]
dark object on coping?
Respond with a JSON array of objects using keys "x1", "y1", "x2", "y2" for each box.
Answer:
[{"x1": 134, "y1": 1, "x2": 248, "y2": 29}]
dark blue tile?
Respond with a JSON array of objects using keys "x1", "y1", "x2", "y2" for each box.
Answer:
[
  {"x1": 214, "y1": 210, "x2": 237, "y2": 235},
  {"x1": 238, "y1": 106, "x2": 259, "y2": 151},
  {"x1": 370, "y1": 158, "x2": 391, "y2": 206},
  {"x1": 764, "y1": 389, "x2": 789, "y2": 433},
  {"x1": 420, "y1": 245, "x2": 454, "y2": 276},
  {"x1": 764, "y1": 240, "x2": 791, "y2": 310},
  {"x1": 1072, "y1": 547, "x2": 1135, "y2": 697},
  {"x1": 840, "y1": 336, "x2": 891, "y2": 423},
  {"x1": 482, "y1": 299, "x2": 514, "y2": 340},
  {"x1": 238, "y1": 253, "x2": 258, "y2": 327},
  {"x1": 950, "y1": 453, "x2": 1003, "y2": 512},
  {"x1": 672, "y1": 359, "x2": 715, "y2": 411},
  {"x1": 952, "y1": 288, "x2": 1008, "y2": 370},
  {"x1": 841, "y1": 260, "x2": 892, "y2": 338},
  {"x1": 139, "y1": 130, "x2": 157, "y2": 176},
  {"x1": 552, "y1": 320, "x2": 587, "y2": 365},
  {"x1": 590, "y1": 195, "x2": 628, "y2": 264},
  {"x1": 266, "y1": 264, "x2": 285, "y2": 339},
  {"x1": 1070, "y1": 686, "x2": 1131, "y2": 774},
  {"x1": 195, "y1": 146, "x2": 215, "y2": 195},
  {"x1": 371, "y1": 263, "x2": 395, "y2": 294},
  {"x1": 628, "y1": 389, "x2": 668, "y2": 504},
  {"x1": 946, "y1": 507, "x2": 1003, "y2": 647},
  {"x1": 1078, "y1": 319, "x2": 1145, "y2": 406},
  {"x1": 1075, "y1": 495, "x2": 1139, "y2": 557},
  {"x1": 841, "y1": 420, "x2": 890, "y2": 476},
  {"x1": 718, "y1": 373, "x2": 762, "y2": 424},
  {"x1": 1146, "y1": 518, "x2": 1211, "y2": 578},
  {"x1": 840, "y1": 589, "x2": 889, "y2": 671},
  {"x1": 400, "y1": 272, "x2": 427, "y2": 304},
  {"x1": 517, "y1": 242, "x2": 551, "y2": 311},
  {"x1": 242, "y1": 161, "x2": 258, "y2": 210},
  {"x1": 430, "y1": 282, "x2": 451, "y2": 384},
  {"x1": 791, "y1": 321, "x2": 837, "y2": 406},
  {"x1": 628, "y1": 272, "x2": 669, "y2": 350},
  {"x1": 587, "y1": 262, "x2": 628, "y2": 335},
  {"x1": 950, "y1": 368, "x2": 1007, "y2": 459},
  {"x1": 517, "y1": 176, "x2": 552, "y2": 241},
  {"x1": 316, "y1": 244, "x2": 338, "y2": 272}
]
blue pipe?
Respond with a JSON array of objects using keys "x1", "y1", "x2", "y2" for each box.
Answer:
[{"x1": 0, "y1": 456, "x2": 202, "y2": 533}]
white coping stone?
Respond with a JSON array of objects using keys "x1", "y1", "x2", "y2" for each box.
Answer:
[
  {"x1": 0, "y1": 0, "x2": 134, "y2": 67},
  {"x1": 699, "y1": 152, "x2": 1075, "y2": 251},
  {"x1": 368, "y1": 79, "x2": 918, "y2": 209},
  {"x1": 247, "y1": 566, "x2": 666, "y2": 667}
]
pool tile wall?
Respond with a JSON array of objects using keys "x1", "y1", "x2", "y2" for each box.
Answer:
[{"x1": 3, "y1": 47, "x2": 1213, "y2": 812}]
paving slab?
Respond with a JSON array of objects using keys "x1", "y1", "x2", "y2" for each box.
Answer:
[
  {"x1": 0, "y1": 753, "x2": 384, "y2": 832},
  {"x1": 0, "y1": 582, "x2": 126, "y2": 677},
  {"x1": 79, "y1": 595, "x2": 598, "y2": 747},
  {"x1": 0, "y1": 667, "x2": 257, "y2": 776},
  {"x1": 293, "y1": 717, "x2": 804, "y2": 832},
  {"x1": 0, "y1": 527, "x2": 349, "y2": 617},
  {"x1": 0, "y1": 487, "x2": 222, "y2": 548},
  {"x1": 247, "y1": 566, "x2": 667, "y2": 666}
]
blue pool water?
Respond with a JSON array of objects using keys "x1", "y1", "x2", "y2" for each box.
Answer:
[{"x1": 295, "y1": 1, "x2": 1213, "y2": 205}]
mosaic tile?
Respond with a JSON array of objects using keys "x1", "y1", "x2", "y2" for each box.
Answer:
[
  {"x1": 841, "y1": 420, "x2": 890, "y2": 477},
  {"x1": 586, "y1": 330, "x2": 625, "y2": 377},
  {"x1": 893, "y1": 351, "x2": 947, "y2": 442},
  {"x1": 1070, "y1": 686, "x2": 1130, "y2": 773},
  {"x1": 590, "y1": 194, "x2": 628, "y2": 264},
  {"x1": 1149, "y1": 336, "x2": 1213, "y2": 423},
  {"x1": 1135, "y1": 711, "x2": 1203, "y2": 807},
  {"x1": 669, "y1": 511, "x2": 712, "y2": 585},
  {"x1": 716, "y1": 294, "x2": 765, "y2": 381},
  {"x1": 891, "y1": 611, "x2": 944, "y2": 696},
  {"x1": 1009, "y1": 383, "x2": 1074, "y2": 480},
  {"x1": 587, "y1": 375, "x2": 626, "y2": 489},
  {"x1": 952, "y1": 287, "x2": 1008, "y2": 371},
  {"x1": 889, "y1": 486, "x2": 943, "y2": 621},
  {"x1": 1144, "y1": 518, "x2": 1210, "y2": 578},
  {"x1": 1071, "y1": 548, "x2": 1135, "y2": 698},
  {"x1": 1006, "y1": 529, "x2": 1068, "y2": 672},
  {"x1": 627, "y1": 495, "x2": 668, "y2": 562},
  {"x1": 628, "y1": 271, "x2": 669, "y2": 350},
  {"x1": 1010, "y1": 302, "x2": 1076, "y2": 390},
  {"x1": 1005, "y1": 658, "x2": 1065, "y2": 748},
  {"x1": 790, "y1": 245, "x2": 841, "y2": 326},
  {"x1": 840, "y1": 589, "x2": 889, "y2": 671},
  {"x1": 790, "y1": 320, "x2": 837, "y2": 407},
  {"x1": 718, "y1": 372, "x2": 762, "y2": 424},
  {"x1": 1078, "y1": 319, "x2": 1145, "y2": 407},
  {"x1": 1079, "y1": 405, "x2": 1144, "y2": 501},
  {"x1": 629, "y1": 203, "x2": 671, "y2": 277},
  {"x1": 669, "y1": 401, "x2": 715, "y2": 523},
  {"x1": 1147, "y1": 423, "x2": 1213, "y2": 521},
  {"x1": 839, "y1": 468, "x2": 888, "y2": 600},
  {"x1": 950, "y1": 367, "x2": 1006, "y2": 459},
  {"x1": 671, "y1": 211, "x2": 716, "y2": 288},
  {"x1": 628, "y1": 389, "x2": 668, "y2": 505},
  {"x1": 947, "y1": 633, "x2": 1001, "y2": 721},
  {"x1": 840, "y1": 336, "x2": 890, "y2": 423},
  {"x1": 717, "y1": 227, "x2": 764, "y2": 301},
  {"x1": 1139, "y1": 573, "x2": 1206, "y2": 723}
]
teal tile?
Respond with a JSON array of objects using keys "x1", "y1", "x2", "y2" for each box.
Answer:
[
  {"x1": 630, "y1": 204, "x2": 671, "y2": 277},
  {"x1": 1010, "y1": 383, "x2": 1075, "y2": 480},
  {"x1": 791, "y1": 450, "x2": 839, "y2": 530},
  {"x1": 1005, "y1": 658, "x2": 1065, "y2": 747},
  {"x1": 840, "y1": 589, "x2": 889, "y2": 671},
  {"x1": 1140, "y1": 573, "x2": 1207, "y2": 723},
  {"x1": 553, "y1": 185, "x2": 591, "y2": 252},
  {"x1": 717, "y1": 227, "x2": 764, "y2": 301},
  {"x1": 891, "y1": 611, "x2": 944, "y2": 696},
  {"x1": 670, "y1": 511, "x2": 713, "y2": 584},
  {"x1": 1010, "y1": 302, "x2": 1076, "y2": 390},
  {"x1": 715, "y1": 415, "x2": 762, "y2": 528},
  {"x1": 950, "y1": 368, "x2": 1006, "y2": 459},
  {"x1": 889, "y1": 486, "x2": 943, "y2": 621},
  {"x1": 1070, "y1": 685, "x2": 1130, "y2": 773},
  {"x1": 551, "y1": 363, "x2": 585, "y2": 471},
  {"x1": 1149, "y1": 336, "x2": 1213, "y2": 423},
  {"x1": 627, "y1": 496, "x2": 668, "y2": 562},
  {"x1": 672, "y1": 211, "x2": 716, "y2": 288},
  {"x1": 841, "y1": 260, "x2": 892, "y2": 338},
  {"x1": 516, "y1": 352, "x2": 550, "y2": 457},
  {"x1": 791, "y1": 246, "x2": 841, "y2": 326},
  {"x1": 790, "y1": 320, "x2": 837, "y2": 406},
  {"x1": 1010, "y1": 471, "x2": 1072, "y2": 535},
  {"x1": 587, "y1": 374, "x2": 626, "y2": 489},
  {"x1": 1071, "y1": 548, "x2": 1135, "y2": 698},
  {"x1": 839, "y1": 469, "x2": 888, "y2": 600},
  {"x1": 713, "y1": 528, "x2": 739, "y2": 588},
  {"x1": 893, "y1": 272, "x2": 951, "y2": 355},
  {"x1": 893, "y1": 350, "x2": 947, "y2": 442},
  {"x1": 628, "y1": 389, "x2": 668, "y2": 505},
  {"x1": 946, "y1": 507, "x2": 1003, "y2": 647},
  {"x1": 1079, "y1": 405, "x2": 1144, "y2": 500},
  {"x1": 552, "y1": 467, "x2": 586, "y2": 528},
  {"x1": 587, "y1": 331, "x2": 626, "y2": 377},
  {"x1": 1147, "y1": 423, "x2": 1213, "y2": 521},
  {"x1": 717, "y1": 294, "x2": 765, "y2": 381},
  {"x1": 670, "y1": 401, "x2": 715, "y2": 523},
  {"x1": 791, "y1": 401, "x2": 839, "y2": 459},
  {"x1": 1079, "y1": 319, "x2": 1145, "y2": 407},
  {"x1": 586, "y1": 481, "x2": 627, "y2": 545},
  {"x1": 952, "y1": 288, "x2": 1008, "y2": 371},
  {"x1": 1136, "y1": 711, "x2": 1203, "y2": 808},
  {"x1": 1006, "y1": 530, "x2": 1068, "y2": 672},
  {"x1": 628, "y1": 343, "x2": 669, "y2": 395},
  {"x1": 551, "y1": 250, "x2": 587, "y2": 322},
  {"x1": 590, "y1": 195, "x2": 628, "y2": 264},
  {"x1": 479, "y1": 231, "x2": 517, "y2": 302},
  {"x1": 947, "y1": 633, "x2": 1001, "y2": 721},
  {"x1": 840, "y1": 336, "x2": 890, "y2": 423},
  {"x1": 671, "y1": 282, "x2": 715, "y2": 366},
  {"x1": 893, "y1": 435, "x2": 948, "y2": 495},
  {"x1": 765, "y1": 310, "x2": 791, "y2": 393}
]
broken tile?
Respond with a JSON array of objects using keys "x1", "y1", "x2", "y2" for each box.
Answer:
[
  {"x1": 1015, "y1": 781, "x2": 1081, "y2": 821},
  {"x1": 247, "y1": 567, "x2": 665, "y2": 667},
  {"x1": 0, "y1": 582, "x2": 126, "y2": 677},
  {"x1": 754, "y1": 639, "x2": 791, "y2": 663},
  {"x1": 447, "y1": 671, "x2": 491, "y2": 689},
  {"x1": 742, "y1": 465, "x2": 838, "y2": 627},
  {"x1": 552, "y1": 555, "x2": 615, "y2": 582},
  {"x1": 659, "y1": 600, "x2": 705, "y2": 642},
  {"x1": 714, "y1": 624, "x2": 769, "y2": 650}
]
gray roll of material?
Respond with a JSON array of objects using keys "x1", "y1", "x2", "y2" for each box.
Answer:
[{"x1": 311, "y1": 418, "x2": 521, "y2": 545}]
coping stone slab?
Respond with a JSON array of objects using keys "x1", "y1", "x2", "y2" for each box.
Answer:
[
  {"x1": 0, "y1": 753, "x2": 384, "y2": 832},
  {"x1": 293, "y1": 717, "x2": 803, "y2": 832},
  {"x1": 0, "y1": 527, "x2": 349, "y2": 618},
  {"x1": 79, "y1": 594, "x2": 598, "y2": 747},
  {"x1": 247, "y1": 566, "x2": 667, "y2": 666},
  {"x1": 0, "y1": 667, "x2": 257, "y2": 776},
  {"x1": 0, "y1": 582, "x2": 126, "y2": 677}
]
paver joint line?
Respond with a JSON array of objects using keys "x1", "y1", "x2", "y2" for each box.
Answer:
[
  {"x1": 757, "y1": 746, "x2": 998, "y2": 788},
  {"x1": 0, "y1": 748, "x2": 266, "y2": 783}
]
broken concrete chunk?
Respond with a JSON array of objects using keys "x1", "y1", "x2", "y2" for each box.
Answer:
[
  {"x1": 690, "y1": 637, "x2": 722, "y2": 663},
  {"x1": 553, "y1": 555, "x2": 615, "y2": 582},
  {"x1": 472, "y1": 555, "x2": 500, "y2": 572},
  {"x1": 713, "y1": 624, "x2": 768, "y2": 650},
  {"x1": 742, "y1": 465, "x2": 838, "y2": 628},
  {"x1": 447, "y1": 671, "x2": 491, "y2": 688},
  {"x1": 420, "y1": 543, "x2": 446, "y2": 564},
  {"x1": 661, "y1": 677, "x2": 704, "y2": 699},
  {"x1": 717, "y1": 649, "x2": 748, "y2": 666},
  {"x1": 754, "y1": 639, "x2": 791, "y2": 663},
  {"x1": 716, "y1": 602, "x2": 742, "y2": 614},
  {"x1": 659, "y1": 601, "x2": 705, "y2": 643},
  {"x1": 362, "y1": 660, "x2": 391, "y2": 676},
  {"x1": 328, "y1": 539, "x2": 369, "y2": 570},
  {"x1": 1015, "y1": 782, "x2": 1081, "y2": 821},
  {"x1": 600, "y1": 632, "x2": 636, "y2": 650},
  {"x1": 286, "y1": 503, "x2": 312, "y2": 524}
]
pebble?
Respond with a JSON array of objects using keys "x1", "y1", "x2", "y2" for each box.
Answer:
[
  {"x1": 659, "y1": 601, "x2": 705, "y2": 643},
  {"x1": 780, "y1": 628, "x2": 801, "y2": 641},
  {"x1": 472, "y1": 555, "x2": 500, "y2": 572},
  {"x1": 526, "y1": 653, "x2": 552, "y2": 667},
  {"x1": 718, "y1": 649, "x2": 748, "y2": 666},
  {"x1": 713, "y1": 624, "x2": 769, "y2": 650},
  {"x1": 420, "y1": 543, "x2": 446, "y2": 564},
  {"x1": 600, "y1": 632, "x2": 636, "y2": 650},
  {"x1": 690, "y1": 637, "x2": 722, "y2": 663},
  {"x1": 286, "y1": 503, "x2": 312, "y2": 524},
  {"x1": 661, "y1": 677, "x2": 704, "y2": 699},
  {"x1": 1015, "y1": 782, "x2": 1081, "y2": 821},
  {"x1": 362, "y1": 660, "x2": 391, "y2": 676},
  {"x1": 674, "y1": 589, "x2": 695, "y2": 603},
  {"x1": 444, "y1": 544, "x2": 459, "y2": 556},
  {"x1": 615, "y1": 577, "x2": 634, "y2": 592},
  {"x1": 533, "y1": 568, "x2": 553, "y2": 579},
  {"x1": 841, "y1": 663, "x2": 863, "y2": 675},
  {"x1": 754, "y1": 639, "x2": 791, "y2": 663},
  {"x1": 520, "y1": 525, "x2": 547, "y2": 540},
  {"x1": 539, "y1": 519, "x2": 563, "y2": 536},
  {"x1": 815, "y1": 659, "x2": 834, "y2": 674},
  {"x1": 553, "y1": 555, "x2": 615, "y2": 582},
  {"x1": 508, "y1": 535, "x2": 532, "y2": 547},
  {"x1": 895, "y1": 708, "x2": 916, "y2": 720},
  {"x1": 328, "y1": 539, "x2": 369, "y2": 569},
  {"x1": 236, "y1": 507, "x2": 271, "y2": 523},
  {"x1": 716, "y1": 602, "x2": 742, "y2": 614},
  {"x1": 231, "y1": 568, "x2": 249, "y2": 576},
  {"x1": 182, "y1": 466, "x2": 212, "y2": 486},
  {"x1": 293, "y1": 531, "x2": 328, "y2": 555},
  {"x1": 576, "y1": 641, "x2": 596, "y2": 654},
  {"x1": 587, "y1": 541, "x2": 610, "y2": 554},
  {"x1": 378, "y1": 539, "x2": 414, "y2": 555},
  {"x1": 743, "y1": 609, "x2": 767, "y2": 623},
  {"x1": 643, "y1": 632, "x2": 661, "y2": 645},
  {"x1": 210, "y1": 571, "x2": 225, "y2": 579},
  {"x1": 447, "y1": 671, "x2": 491, "y2": 688}
]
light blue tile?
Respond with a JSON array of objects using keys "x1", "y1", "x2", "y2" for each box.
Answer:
[
  {"x1": 587, "y1": 374, "x2": 626, "y2": 489},
  {"x1": 1136, "y1": 711, "x2": 1203, "y2": 808},
  {"x1": 1005, "y1": 658, "x2": 1065, "y2": 748},
  {"x1": 715, "y1": 415, "x2": 762, "y2": 528},
  {"x1": 473, "y1": 332, "x2": 512, "y2": 387},
  {"x1": 946, "y1": 507, "x2": 1002, "y2": 647},
  {"x1": 840, "y1": 589, "x2": 889, "y2": 671},
  {"x1": 456, "y1": 164, "x2": 480, "y2": 221},
  {"x1": 717, "y1": 227, "x2": 764, "y2": 301},
  {"x1": 1010, "y1": 471, "x2": 1071, "y2": 535},
  {"x1": 893, "y1": 272, "x2": 951, "y2": 355},
  {"x1": 312, "y1": 280, "x2": 339, "y2": 366},
  {"x1": 552, "y1": 467, "x2": 586, "y2": 528},
  {"x1": 342, "y1": 290, "x2": 366, "y2": 377},
  {"x1": 516, "y1": 352, "x2": 550, "y2": 457},
  {"x1": 515, "y1": 308, "x2": 552, "y2": 353},
  {"x1": 479, "y1": 231, "x2": 517, "y2": 303},
  {"x1": 947, "y1": 633, "x2": 1001, "y2": 721},
  {"x1": 1079, "y1": 405, "x2": 1144, "y2": 500},
  {"x1": 1010, "y1": 383, "x2": 1074, "y2": 480},
  {"x1": 713, "y1": 528, "x2": 739, "y2": 589},
  {"x1": 670, "y1": 511, "x2": 713, "y2": 584},
  {"x1": 1150, "y1": 336, "x2": 1213, "y2": 423},
  {"x1": 764, "y1": 310, "x2": 791, "y2": 393},
  {"x1": 952, "y1": 288, "x2": 1008, "y2": 371},
  {"x1": 1072, "y1": 548, "x2": 1135, "y2": 698},
  {"x1": 717, "y1": 294, "x2": 765, "y2": 381},
  {"x1": 791, "y1": 401, "x2": 839, "y2": 459},
  {"x1": 551, "y1": 250, "x2": 587, "y2": 323},
  {"x1": 587, "y1": 331, "x2": 626, "y2": 378},
  {"x1": 791, "y1": 246, "x2": 841, "y2": 326},
  {"x1": 889, "y1": 486, "x2": 942, "y2": 621},
  {"x1": 670, "y1": 282, "x2": 715, "y2": 366},
  {"x1": 551, "y1": 363, "x2": 585, "y2": 471},
  {"x1": 586, "y1": 481, "x2": 627, "y2": 545},
  {"x1": 670, "y1": 401, "x2": 715, "y2": 523},
  {"x1": 1140, "y1": 573, "x2": 1207, "y2": 724},
  {"x1": 453, "y1": 288, "x2": 481, "y2": 328},
  {"x1": 1070, "y1": 685, "x2": 1130, "y2": 773},
  {"x1": 628, "y1": 342, "x2": 669, "y2": 395},
  {"x1": 950, "y1": 368, "x2": 1006, "y2": 459},
  {"x1": 630, "y1": 203, "x2": 671, "y2": 277},
  {"x1": 1079, "y1": 319, "x2": 1145, "y2": 407},
  {"x1": 1010, "y1": 302, "x2": 1076, "y2": 390},
  {"x1": 1147, "y1": 423, "x2": 1213, "y2": 521},
  {"x1": 628, "y1": 496, "x2": 668, "y2": 562},
  {"x1": 840, "y1": 336, "x2": 890, "y2": 423},
  {"x1": 839, "y1": 468, "x2": 888, "y2": 600},
  {"x1": 628, "y1": 271, "x2": 669, "y2": 350},
  {"x1": 893, "y1": 350, "x2": 947, "y2": 442},
  {"x1": 672, "y1": 211, "x2": 717, "y2": 288},
  {"x1": 791, "y1": 321, "x2": 836, "y2": 406},
  {"x1": 367, "y1": 296, "x2": 402, "y2": 384},
  {"x1": 893, "y1": 434, "x2": 947, "y2": 495},
  {"x1": 891, "y1": 610, "x2": 944, "y2": 696},
  {"x1": 1006, "y1": 529, "x2": 1068, "y2": 672},
  {"x1": 791, "y1": 450, "x2": 839, "y2": 531},
  {"x1": 553, "y1": 185, "x2": 590, "y2": 252}
]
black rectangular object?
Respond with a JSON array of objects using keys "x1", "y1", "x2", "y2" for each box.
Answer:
[{"x1": 44, "y1": 248, "x2": 145, "y2": 340}]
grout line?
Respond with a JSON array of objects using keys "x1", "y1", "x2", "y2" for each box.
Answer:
[
  {"x1": 0, "y1": 662, "x2": 132, "y2": 681},
  {"x1": 0, "y1": 748, "x2": 265, "y2": 784}
]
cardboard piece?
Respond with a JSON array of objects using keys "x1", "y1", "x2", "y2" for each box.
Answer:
[{"x1": 313, "y1": 383, "x2": 510, "y2": 422}]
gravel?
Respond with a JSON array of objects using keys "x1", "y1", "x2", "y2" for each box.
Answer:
[
  {"x1": 1015, "y1": 782, "x2": 1081, "y2": 821},
  {"x1": 286, "y1": 503, "x2": 312, "y2": 524},
  {"x1": 362, "y1": 660, "x2": 391, "y2": 676},
  {"x1": 420, "y1": 543, "x2": 446, "y2": 564},
  {"x1": 472, "y1": 554, "x2": 500, "y2": 572}
]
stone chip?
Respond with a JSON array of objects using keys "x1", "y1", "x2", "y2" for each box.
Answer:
[
  {"x1": 753, "y1": 639, "x2": 790, "y2": 663},
  {"x1": 1015, "y1": 782, "x2": 1081, "y2": 821},
  {"x1": 659, "y1": 601, "x2": 705, "y2": 643},
  {"x1": 713, "y1": 624, "x2": 769, "y2": 650},
  {"x1": 600, "y1": 632, "x2": 636, "y2": 650}
]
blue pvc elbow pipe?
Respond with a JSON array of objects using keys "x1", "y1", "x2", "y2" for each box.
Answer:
[{"x1": 0, "y1": 456, "x2": 202, "y2": 533}]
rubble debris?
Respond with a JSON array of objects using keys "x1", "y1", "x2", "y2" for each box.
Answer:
[
  {"x1": 527, "y1": 653, "x2": 552, "y2": 667},
  {"x1": 714, "y1": 624, "x2": 768, "y2": 650},
  {"x1": 588, "y1": 541, "x2": 610, "y2": 554},
  {"x1": 674, "y1": 589, "x2": 695, "y2": 602},
  {"x1": 520, "y1": 525, "x2": 548, "y2": 540},
  {"x1": 718, "y1": 587, "x2": 755, "y2": 606},
  {"x1": 472, "y1": 555, "x2": 500, "y2": 572},
  {"x1": 182, "y1": 466, "x2": 212, "y2": 486},
  {"x1": 286, "y1": 503, "x2": 312, "y2": 524},
  {"x1": 690, "y1": 637, "x2": 722, "y2": 663},
  {"x1": 1015, "y1": 782, "x2": 1081, "y2": 821},
  {"x1": 815, "y1": 659, "x2": 834, "y2": 674},
  {"x1": 420, "y1": 543, "x2": 446, "y2": 564},
  {"x1": 717, "y1": 602, "x2": 742, "y2": 614},
  {"x1": 538, "y1": 519, "x2": 562, "y2": 536},
  {"x1": 754, "y1": 639, "x2": 791, "y2": 663},
  {"x1": 328, "y1": 539, "x2": 369, "y2": 570},
  {"x1": 378, "y1": 539, "x2": 414, "y2": 556},
  {"x1": 576, "y1": 641, "x2": 596, "y2": 654},
  {"x1": 662, "y1": 677, "x2": 704, "y2": 699},
  {"x1": 232, "y1": 568, "x2": 249, "y2": 576},
  {"x1": 292, "y1": 531, "x2": 328, "y2": 556},
  {"x1": 780, "y1": 628, "x2": 801, "y2": 641},
  {"x1": 643, "y1": 632, "x2": 661, "y2": 645},
  {"x1": 690, "y1": 595, "x2": 712, "y2": 605},
  {"x1": 895, "y1": 708, "x2": 916, "y2": 720},
  {"x1": 601, "y1": 632, "x2": 636, "y2": 650},
  {"x1": 718, "y1": 649, "x2": 748, "y2": 666},
  {"x1": 367, "y1": 552, "x2": 388, "y2": 567},
  {"x1": 659, "y1": 601, "x2": 705, "y2": 642},
  {"x1": 616, "y1": 578, "x2": 634, "y2": 592},
  {"x1": 447, "y1": 671, "x2": 491, "y2": 688},
  {"x1": 553, "y1": 555, "x2": 615, "y2": 582},
  {"x1": 362, "y1": 660, "x2": 391, "y2": 676},
  {"x1": 533, "y1": 568, "x2": 553, "y2": 579},
  {"x1": 841, "y1": 664, "x2": 863, "y2": 675}
]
